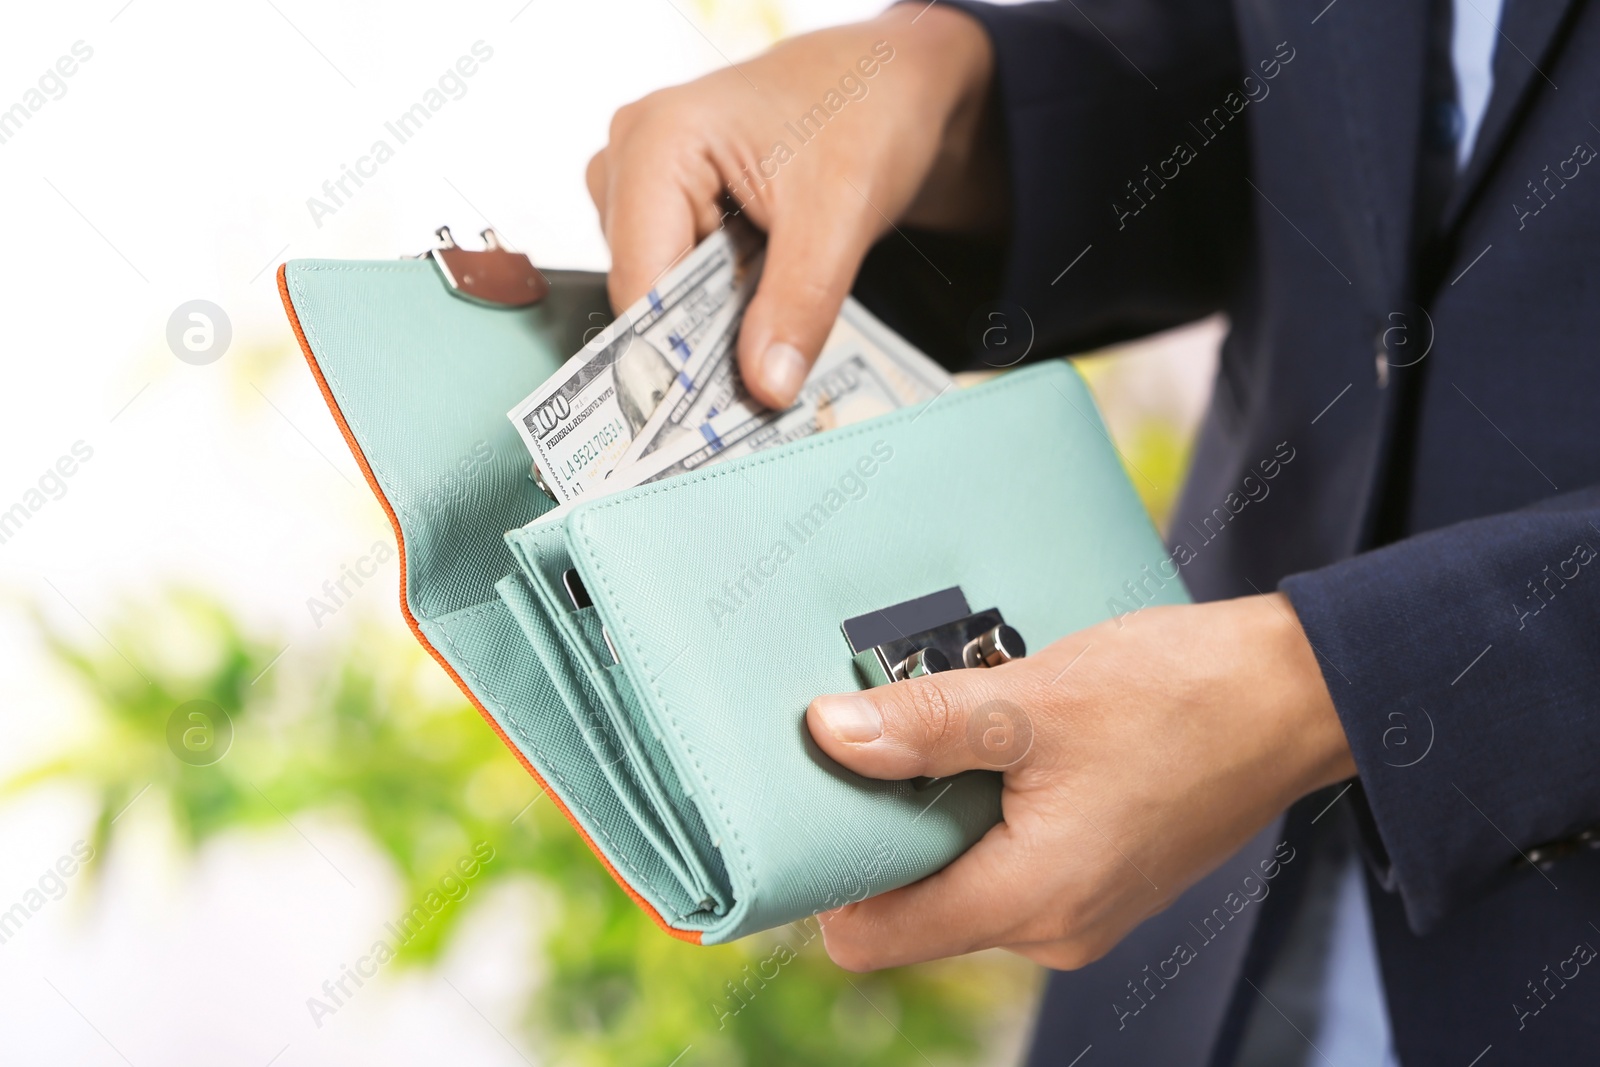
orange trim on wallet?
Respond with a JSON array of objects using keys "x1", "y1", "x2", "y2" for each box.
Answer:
[{"x1": 276, "y1": 263, "x2": 702, "y2": 945}]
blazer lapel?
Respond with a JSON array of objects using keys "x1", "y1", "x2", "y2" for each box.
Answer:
[
  {"x1": 1442, "y1": 0, "x2": 1583, "y2": 228},
  {"x1": 1312, "y1": 0, "x2": 1433, "y2": 304}
]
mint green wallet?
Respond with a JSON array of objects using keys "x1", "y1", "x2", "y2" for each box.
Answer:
[{"x1": 279, "y1": 254, "x2": 1186, "y2": 944}]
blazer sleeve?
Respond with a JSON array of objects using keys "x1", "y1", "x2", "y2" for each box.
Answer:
[
  {"x1": 1281, "y1": 487, "x2": 1600, "y2": 934},
  {"x1": 939, "y1": 0, "x2": 1252, "y2": 354}
]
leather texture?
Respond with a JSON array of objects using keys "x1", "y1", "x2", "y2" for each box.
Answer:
[{"x1": 281, "y1": 259, "x2": 1187, "y2": 944}]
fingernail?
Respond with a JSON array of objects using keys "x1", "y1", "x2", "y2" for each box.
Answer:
[
  {"x1": 759, "y1": 342, "x2": 807, "y2": 406},
  {"x1": 815, "y1": 694, "x2": 882, "y2": 743}
]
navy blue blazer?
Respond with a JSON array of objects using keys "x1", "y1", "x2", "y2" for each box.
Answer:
[{"x1": 853, "y1": 0, "x2": 1600, "y2": 1062}]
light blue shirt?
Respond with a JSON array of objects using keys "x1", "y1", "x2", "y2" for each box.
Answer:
[
  {"x1": 1453, "y1": 0, "x2": 1506, "y2": 167},
  {"x1": 1238, "y1": 3, "x2": 1505, "y2": 1063}
]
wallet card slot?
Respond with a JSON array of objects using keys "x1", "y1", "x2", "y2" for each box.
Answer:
[
  {"x1": 426, "y1": 595, "x2": 707, "y2": 926},
  {"x1": 542, "y1": 586, "x2": 732, "y2": 916},
  {"x1": 495, "y1": 574, "x2": 708, "y2": 916},
  {"x1": 600, "y1": 660, "x2": 732, "y2": 918},
  {"x1": 503, "y1": 529, "x2": 733, "y2": 916}
]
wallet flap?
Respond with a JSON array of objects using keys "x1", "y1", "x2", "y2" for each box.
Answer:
[
  {"x1": 280, "y1": 259, "x2": 607, "y2": 620},
  {"x1": 281, "y1": 261, "x2": 712, "y2": 943},
  {"x1": 561, "y1": 362, "x2": 1189, "y2": 940}
]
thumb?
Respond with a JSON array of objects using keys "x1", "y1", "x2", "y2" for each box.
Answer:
[
  {"x1": 806, "y1": 667, "x2": 1035, "y2": 780},
  {"x1": 736, "y1": 194, "x2": 876, "y2": 409}
]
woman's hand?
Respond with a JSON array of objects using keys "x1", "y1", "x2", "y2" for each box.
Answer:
[
  {"x1": 586, "y1": 4, "x2": 1001, "y2": 409},
  {"x1": 804, "y1": 593, "x2": 1356, "y2": 971}
]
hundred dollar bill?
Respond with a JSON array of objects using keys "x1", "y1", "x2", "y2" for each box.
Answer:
[
  {"x1": 612, "y1": 293, "x2": 748, "y2": 472},
  {"x1": 615, "y1": 294, "x2": 948, "y2": 473},
  {"x1": 604, "y1": 299, "x2": 952, "y2": 491},
  {"x1": 507, "y1": 219, "x2": 764, "y2": 504}
]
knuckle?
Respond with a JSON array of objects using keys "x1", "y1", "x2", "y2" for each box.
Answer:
[
  {"x1": 818, "y1": 916, "x2": 878, "y2": 973},
  {"x1": 1009, "y1": 879, "x2": 1087, "y2": 947},
  {"x1": 607, "y1": 98, "x2": 644, "y2": 140},
  {"x1": 1029, "y1": 939, "x2": 1104, "y2": 972},
  {"x1": 1047, "y1": 898, "x2": 1103, "y2": 955},
  {"x1": 824, "y1": 939, "x2": 878, "y2": 973},
  {"x1": 784, "y1": 272, "x2": 839, "y2": 314},
  {"x1": 584, "y1": 151, "x2": 608, "y2": 206},
  {"x1": 1051, "y1": 897, "x2": 1085, "y2": 941},
  {"x1": 755, "y1": 253, "x2": 845, "y2": 321},
  {"x1": 902, "y1": 678, "x2": 964, "y2": 750},
  {"x1": 605, "y1": 274, "x2": 631, "y2": 313},
  {"x1": 610, "y1": 88, "x2": 691, "y2": 141},
  {"x1": 1063, "y1": 935, "x2": 1113, "y2": 970}
]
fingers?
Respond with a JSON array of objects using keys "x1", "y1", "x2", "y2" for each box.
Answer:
[
  {"x1": 584, "y1": 147, "x2": 608, "y2": 221},
  {"x1": 820, "y1": 822, "x2": 1029, "y2": 971},
  {"x1": 591, "y1": 103, "x2": 728, "y2": 315},
  {"x1": 735, "y1": 190, "x2": 876, "y2": 409},
  {"x1": 591, "y1": 86, "x2": 883, "y2": 409},
  {"x1": 806, "y1": 662, "x2": 1036, "y2": 780}
]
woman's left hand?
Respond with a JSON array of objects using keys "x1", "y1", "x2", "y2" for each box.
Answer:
[{"x1": 804, "y1": 592, "x2": 1356, "y2": 971}]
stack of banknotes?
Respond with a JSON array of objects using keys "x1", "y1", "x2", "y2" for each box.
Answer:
[{"x1": 508, "y1": 218, "x2": 952, "y2": 509}]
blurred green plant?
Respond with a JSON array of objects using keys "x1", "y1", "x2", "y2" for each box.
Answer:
[{"x1": 6, "y1": 592, "x2": 1036, "y2": 1065}]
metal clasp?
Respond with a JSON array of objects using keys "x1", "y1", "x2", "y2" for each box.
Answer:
[
  {"x1": 842, "y1": 586, "x2": 1026, "y2": 688},
  {"x1": 416, "y1": 226, "x2": 549, "y2": 308}
]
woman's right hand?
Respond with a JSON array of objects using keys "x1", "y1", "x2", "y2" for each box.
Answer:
[{"x1": 585, "y1": 4, "x2": 1002, "y2": 409}]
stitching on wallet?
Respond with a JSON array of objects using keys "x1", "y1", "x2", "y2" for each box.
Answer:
[
  {"x1": 433, "y1": 605, "x2": 676, "y2": 907},
  {"x1": 576, "y1": 366, "x2": 1057, "y2": 517},
  {"x1": 293, "y1": 264, "x2": 429, "y2": 274},
  {"x1": 428, "y1": 600, "x2": 507, "y2": 625}
]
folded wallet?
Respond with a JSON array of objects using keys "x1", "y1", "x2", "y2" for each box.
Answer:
[{"x1": 278, "y1": 255, "x2": 1187, "y2": 944}]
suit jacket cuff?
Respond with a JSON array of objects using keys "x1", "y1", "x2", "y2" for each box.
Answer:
[{"x1": 1281, "y1": 490, "x2": 1600, "y2": 931}]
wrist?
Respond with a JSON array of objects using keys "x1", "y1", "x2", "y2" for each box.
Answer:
[
  {"x1": 877, "y1": 4, "x2": 992, "y2": 108},
  {"x1": 876, "y1": 3, "x2": 1004, "y2": 231},
  {"x1": 1251, "y1": 592, "x2": 1358, "y2": 798}
]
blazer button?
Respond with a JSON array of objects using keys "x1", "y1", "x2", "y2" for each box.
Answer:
[
  {"x1": 1373, "y1": 332, "x2": 1390, "y2": 389},
  {"x1": 1524, "y1": 825, "x2": 1600, "y2": 870}
]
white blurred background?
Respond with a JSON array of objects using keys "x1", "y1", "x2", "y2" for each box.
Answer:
[{"x1": 0, "y1": 1, "x2": 1215, "y2": 1063}]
